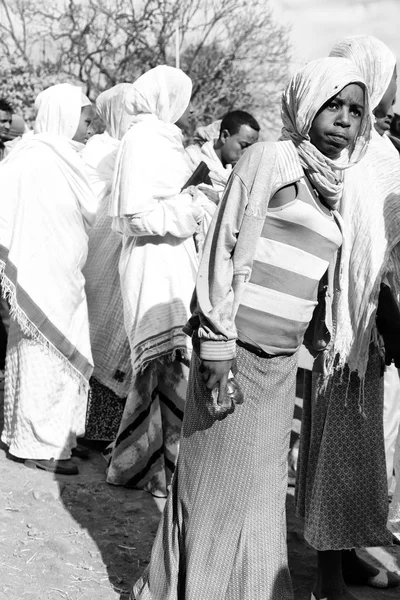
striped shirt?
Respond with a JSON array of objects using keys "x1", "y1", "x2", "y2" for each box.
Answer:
[{"x1": 235, "y1": 179, "x2": 342, "y2": 355}]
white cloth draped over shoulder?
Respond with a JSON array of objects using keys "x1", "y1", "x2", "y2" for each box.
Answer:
[
  {"x1": 0, "y1": 83, "x2": 97, "y2": 385},
  {"x1": 324, "y1": 35, "x2": 400, "y2": 380},
  {"x1": 109, "y1": 65, "x2": 201, "y2": 376},
  {"x1": 82, "y1": 83, "x2": 134, "y2": 396}
]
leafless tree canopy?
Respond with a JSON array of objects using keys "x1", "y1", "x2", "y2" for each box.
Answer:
[{"x1": 0, "y1": 0, "x2": 291, "y2": 133}]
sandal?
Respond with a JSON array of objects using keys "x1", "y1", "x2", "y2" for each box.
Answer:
[
  {"x1": 25, "y1": 458, "x2": 79, "y2": 475},
  {"x1": 367, "y1": 569, "x2": 400, "y2": 588}
]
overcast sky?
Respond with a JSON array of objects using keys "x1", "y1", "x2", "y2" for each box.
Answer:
[{"x1": 269, "y1": 0, "x2": 400, "y2": 110}]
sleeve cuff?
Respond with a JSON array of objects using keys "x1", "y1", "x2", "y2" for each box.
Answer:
[{"x1": 199, "y1": 339, "x2": 236, "y2": 361}]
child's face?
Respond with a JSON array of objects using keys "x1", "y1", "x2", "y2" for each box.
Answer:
[
  {"x1": 72, "y1": 105, "x2": 93, "y2": 144},
  {"x1": 309, "y1": 83, "x2": 365, "y2": 159}
]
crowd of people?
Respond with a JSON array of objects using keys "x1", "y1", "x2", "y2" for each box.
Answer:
[{"x1": 0, "y1": 33, "x2": 400, "y2": 600}]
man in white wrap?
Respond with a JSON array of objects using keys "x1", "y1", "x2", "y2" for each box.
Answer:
[
  {"x1": 0, "y1": 84, "x2": 97, "y2": 475},
  {"x1": 185, "y1": 110, "x2": 260, "y2": 200},
  {"x1": 82, "y1": 84, "x2": 135, "y2": 441},
  {"x1": 107, "y1": 66, "x2": 206, "y2": 497}
]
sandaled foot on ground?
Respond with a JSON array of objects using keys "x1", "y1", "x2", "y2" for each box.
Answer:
[
  {"x1": 24, "y1": 458, "x2": 79, "y2": 475},
  {"x1": 342, "y1": 548, "x2": 400, "y2": 588}
]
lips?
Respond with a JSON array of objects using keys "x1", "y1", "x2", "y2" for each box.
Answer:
[{"x1": 327, "y1": 132, "x2": 348, "y2": 146}]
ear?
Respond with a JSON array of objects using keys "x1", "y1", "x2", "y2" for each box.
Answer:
[{"x1": 220, "y1": 129, "x2": 230, "y2": 144}]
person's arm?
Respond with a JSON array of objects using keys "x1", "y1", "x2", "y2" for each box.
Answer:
[
  {"x1": 112, "y1": 192, "x2": 203, "y2": 238},
  {"x1": 192, "y1": 171, "x2": 250, "y2": 391},
  {"x1": 192, "y1": 142, "x2": 281, "y2": 391}
]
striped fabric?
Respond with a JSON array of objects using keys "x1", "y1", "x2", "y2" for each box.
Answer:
[{"x1": 235, "y1": 180, "x2": 341, "y2": 355}]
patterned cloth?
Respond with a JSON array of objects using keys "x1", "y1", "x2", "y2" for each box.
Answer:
[
  {"x1": 106, "y1": 353, "x2": 189, "y2": 497},
  {"x1": 296, "y1": 345, "x2": 392, "y2": 550},
  {"x1": 85, "y1": 377, "x2": 126, "y2": 442},
  {"x1": 388, "y1": 416, "x2": 400, "y2": 540},
  {"x1": 132, "y1": 345, "x2": 298, "y2": 600},
  {"x1": 1, "y1": 320, "x2": 87, "y2": 460}
]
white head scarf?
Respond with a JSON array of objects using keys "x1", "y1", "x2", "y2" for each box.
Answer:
[
  {"x1": 330, "y1": 35, "x2": 396, "y2": 111},
  {"x1": 96, "y1": 83, "x2": 134, "y2": 140},
  {"x1": 34, "y1": 83, "x2": 91, "y2": 139},
  {"x1": 125, "y1": 65, "x2": 192, "y2": 123},
  {"x1": 281, "y1": 56, "x2": 371, "y2": 208},
  {"x1": 110, "y1": 66, "x2": 193, "y2": 216}
]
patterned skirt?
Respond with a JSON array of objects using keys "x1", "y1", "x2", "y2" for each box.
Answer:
[
  {"x1": 296, "y1": 344, "x2": 392, "y2": 550},
  {"x1": 106, "y1": 352, "x2": 189, "y2": 498},
  {"x1": 388, "y1": 423, "x2": 400, "y2": 540},
  {"x1": 132, "y1": 344, "x2": 298, "y2": 600}
]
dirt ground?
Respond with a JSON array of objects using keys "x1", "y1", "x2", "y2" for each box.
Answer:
[{"x1": 0, "y1": 400, "x2": 400, "y2": 599}]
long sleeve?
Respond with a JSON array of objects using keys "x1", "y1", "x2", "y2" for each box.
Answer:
[
  {"x1": 112, "y1": 193, "x2": 203, "y2": 238},
  {"x1": 194, "y1": 171, "x2": 250, "y2": 360}
]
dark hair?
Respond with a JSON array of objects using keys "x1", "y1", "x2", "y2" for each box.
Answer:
[
  {"x1": 0, "y1": 99, "x2": 12, "y2": 114},
  {"x1": 220, "y1": 110, "x2": 260, "y2": 136}
]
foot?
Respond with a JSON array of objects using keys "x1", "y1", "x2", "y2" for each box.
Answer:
[
  {"x1": 71, "y1": 444, "x2": 90, "y2": 459},
  {"x1": 342, "y1": 549, "x2": 399, "y2": 588},
  {"x1": 25, "y1": 458, "x2": 79, "y2": 475}
]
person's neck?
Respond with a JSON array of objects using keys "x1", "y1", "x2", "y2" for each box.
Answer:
[{"x1": 213, "y1": 139, "x2": 225, "y2": 166}]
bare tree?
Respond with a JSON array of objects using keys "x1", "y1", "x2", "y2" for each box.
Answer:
[{"x1": 0, "y1": 0, "x2": 291, "y2": 134}]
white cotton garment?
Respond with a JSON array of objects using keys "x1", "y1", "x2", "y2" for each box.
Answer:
[
  {"x1": 0, "y1": 83, "x2": 97, "y2": 384},
  {"x1": 324, "y1": 36, "x2": 400, "y2": 380},
  {"x1": 82, "y1": 83, "x2": 135, "y2": 397},
  {"x1": 108, "y1": 65, "x2": 200, "y2": 375}
]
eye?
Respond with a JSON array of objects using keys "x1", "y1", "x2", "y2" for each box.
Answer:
[
  {"x1": 327, "y1": 101, "x2": 339, "y2": 111},
  {"x1": 350, "y1": 107, "x2": 362, "y2": 118}
]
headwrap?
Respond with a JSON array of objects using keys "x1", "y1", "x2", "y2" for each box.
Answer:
[
  {"x1": 109, "y1": 65, "x2": 192, "y2": 217},
  {"x1": 34, "y1": 83, "x2": 91, "y2": 139},
  {"x1": 330, "y1": 35, "x2": 396, "y2": 110},
  {"x1": 96, "y1": 83, "x2": 135, "y2": 140},
  {"x1": 281, "y1": 56, "x2": 371, "y2": 208},
  {"x1": 125, "y1": 65, "x2": 192, "y2": 124}
]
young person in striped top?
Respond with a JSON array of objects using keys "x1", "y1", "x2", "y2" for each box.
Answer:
[{"x1": 132, "y1": 57, "x2": 372, "y2": 600}]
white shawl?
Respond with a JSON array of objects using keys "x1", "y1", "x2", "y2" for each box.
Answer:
[
  {"x1": 82, "y1": 84, "x2": 135, "y2": 396},
  {"x1": 108, "y1": 66, "x2": 197, "y2": 376},
  {"x1": 0, "y1": 84, "x2": 97, "y2": 384},
  {"x1": 326, "y1": 36, "x2": 400, "y2": 380}
]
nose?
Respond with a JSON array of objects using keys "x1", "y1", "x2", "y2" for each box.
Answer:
[
  {"x1": 335, "y1": 107, "x2": 351, "y2": 128},
  {"x1": 4, "y1": 121, "x2": 10, "y2": 130}
]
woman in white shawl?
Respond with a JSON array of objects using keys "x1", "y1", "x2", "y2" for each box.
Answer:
[
  {"x1": 82, "y1": 84, "x2": 134, "y2": 442},
  {"x1": 0, "y1": 83, "x2": 97, "y2": 475},
  {"x1": 106, "y1": 65, "x2": 204, "y2": 497},
  {"x1": 296, "y1": 36, "x2": 400, "y2": 599}
]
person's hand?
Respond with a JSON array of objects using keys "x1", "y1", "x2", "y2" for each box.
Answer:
[{"x1": 199, "y1": 359, "x2": 233, "y2": 392}]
